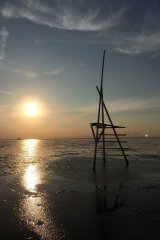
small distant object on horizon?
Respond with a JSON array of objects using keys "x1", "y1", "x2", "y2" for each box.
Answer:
[
  {"x1": 17, "y1": 137, "x2": 21, "y2": 140},
  {"x1": 145, "y1": 133, "x2": 149, "y2": 138}
]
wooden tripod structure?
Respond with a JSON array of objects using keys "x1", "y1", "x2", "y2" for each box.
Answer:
[{"x1": 90, "y1": 50, "x2": 129, "y2": 171}]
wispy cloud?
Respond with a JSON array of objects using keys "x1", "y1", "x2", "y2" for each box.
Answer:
[
  {"x1": 0, "y1": 27, "x2": 9, "y2": 60},
  {"x1": 0, "y1": 105, "x2": 10, "y2": 111},
  {"x1": 112, "y1": 5, "x2": 160, "y2": 55},
  {"x1": 53, "y1": 104, "x2": 97, "y2": 118},
  {"x1": 1, "y1": 0, "x2": 126, "y2": 31},
  {"x1": 42, "y1": 69, "x2": 61, "y2": 76},
  {"x1": 61, "y1": 97, "x2": 160, "y2": 117},
  {"x1": 108, "y1": 97, "x2": 160, "y2": 114},
  {"x1": 23, "y1": 71, "x2": 38, "y2": 78},
  {"x1": 1, "y1": 1, "x2": 160, "y2": 55},
  {"x1": 114, "y1": 31, "x2": 160, "y2": 55},
  {"x1": 0, "y1": 63, "x2": 37, "y2": 79},
  {"x1": 0, "y1": 90, "x2": 16, "y2": 96},
  {"x1": 0, "y1": 62, "x2": 62, "y2": 79}
]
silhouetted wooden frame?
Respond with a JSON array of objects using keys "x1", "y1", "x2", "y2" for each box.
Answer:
[{"x1": 90, "y1": 50, "x2": 129, "y2": 171}]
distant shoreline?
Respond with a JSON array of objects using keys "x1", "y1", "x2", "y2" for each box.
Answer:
[{"x1": 0, "y1": 137, "x2": 159, "y2": 141}]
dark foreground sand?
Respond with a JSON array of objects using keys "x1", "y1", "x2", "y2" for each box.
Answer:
[{"x1": 1, "y1": 159, "x2": 160, "y2": 239}]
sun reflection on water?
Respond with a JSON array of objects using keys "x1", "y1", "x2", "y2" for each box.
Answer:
[
  {"x1": 19, "y1": 139, "x2": 64, "y2": 239},
  {"x1": 23, "y1": 165, "x2": 40, "y2": 192},
  {"x1": 23, "y1": 139, "x2": 38, "y2": 160},
  {"x1": 19, "y1": 195, "x2": 63, "y2": 240},
  {"x1": 22, "y1": 139, "x2": 40, "y2": 192}
]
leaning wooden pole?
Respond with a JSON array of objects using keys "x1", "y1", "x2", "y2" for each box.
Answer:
[
  {"x1": 100, "y1": 51, "x2": 106, "y2": 167},
  {"x1": 96, "y1": 86, "x2": 129, "y2": 166}
]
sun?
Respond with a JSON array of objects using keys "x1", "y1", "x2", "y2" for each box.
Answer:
[
  {"x1": 145, "y1": 133, "x2": 149, "y2": 138},
  {"x1": 25, "y1": 103, "x2": 39, "y2": 117}
]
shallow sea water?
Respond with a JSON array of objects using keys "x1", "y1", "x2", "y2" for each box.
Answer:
[
  {"x1": 0, "y1": 138, "x2": 160, "y2": 174},
  {"x1": 0, "y1": 138, "x2": 160, "y2": 239}
]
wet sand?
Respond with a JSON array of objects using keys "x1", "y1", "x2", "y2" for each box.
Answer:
[{"x1": 1, "y1": 159, "x2": 160, "y2": 239}]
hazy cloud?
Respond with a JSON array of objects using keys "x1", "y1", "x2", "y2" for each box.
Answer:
[
  {"x1": 0, "y1": 27, "x2": 9, "y2": 60},
  {"x1": 0, "y1": 105, "x2": 10, "y2": 111},
  {"x1": 63, "y1": 97, "x2": 160, "y2": 119},
  {"x1": 0, "y1": 90, "x2": 16, "y2": 96},
  {"x1": 56, "y1": 96, "x2": 160, "y2": 118}
]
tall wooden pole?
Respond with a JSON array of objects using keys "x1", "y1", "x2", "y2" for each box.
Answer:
[
  {"x1": 100, "y1": 50, "x2": 106, "y2": 166},
  {"x1": 93, "y1": 50, "x2": 106, "y2": 171}
]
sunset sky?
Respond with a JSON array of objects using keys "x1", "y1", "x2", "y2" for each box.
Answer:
[{"x1": 0, "y1": 0, "x2": 160, "y2": 139}]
